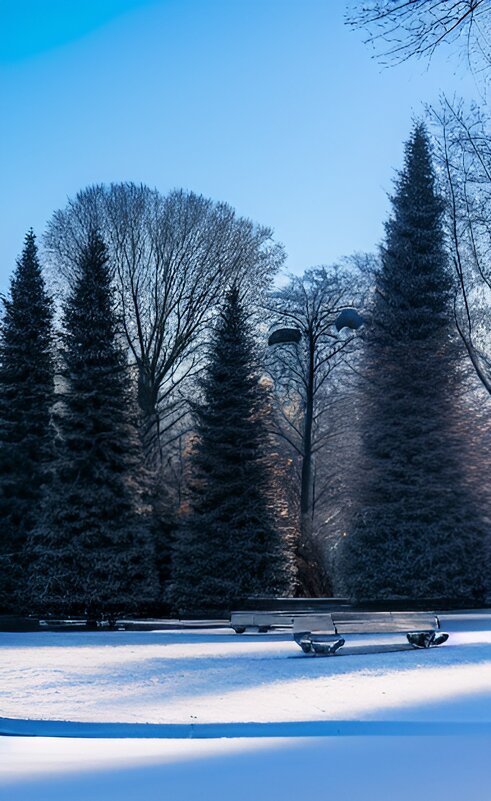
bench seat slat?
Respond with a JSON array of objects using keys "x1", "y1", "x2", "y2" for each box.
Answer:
[
  {"x1": 334, "y1": 621, "x2": 435, "y2": 633},
  {"x1": 332, "y1": 612, "x2": 437, "y2": 634},
  {"x1": 231, "y1": 609, "x2": 439, "y2": 636},
  {"x1": 294, "y1": 613, "x2": 437, "y2": 636},
  {"x1": 331, "y1": 612, "x2": 436, "y2": 622}
]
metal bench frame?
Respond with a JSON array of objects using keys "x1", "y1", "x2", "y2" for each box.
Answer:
[
  {"x1": 230, "y1": 609, "x2": 449, "y2": 655},
  {"x1": 230, "y1": 610, "x2": 323, "y2": 633},
  {"x1": 294, "y1": 611, "x2": 449, "y2": 655}
]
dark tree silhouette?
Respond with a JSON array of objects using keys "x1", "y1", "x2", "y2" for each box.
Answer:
[
  {"x1": 0, "y1": 231, "x2": 55, "y2": 610},
  {"x1": 168, "y1": 287, "x2": 293, "y2": 614},
  {"x1": 28, "y1": 232, "x2": 158, "y2": 618},
  {"x1": 341, "y1": 124, "x2": 488, "y2": 602}
]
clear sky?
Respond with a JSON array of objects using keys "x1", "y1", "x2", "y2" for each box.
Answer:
[{"x1": 0, "y1": 0, "x2": 480, "y2": 291}]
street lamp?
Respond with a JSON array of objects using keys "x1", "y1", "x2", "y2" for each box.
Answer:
[
  {"x1": 267, "y1": 308, "x2": 364, "y2": 348},
  {"x1": 267, "y1": 327, "x2": 302, "y2": 347},
  {"x1": 334, "y1": 308, "x2": 365, "y2": 332}
]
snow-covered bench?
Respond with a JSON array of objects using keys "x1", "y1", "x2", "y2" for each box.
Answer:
[{"x1": 293, "y1": 611, "x2": 449, "y2": 655}]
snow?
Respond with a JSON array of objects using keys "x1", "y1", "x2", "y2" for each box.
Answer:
[
  {"x1": 1, "y1": 612, "x2": 491, "y2": 727},
  {"x1": 2, "y1": 734, "x2": 491, "y2": 801},
  {"x1": 1, "y1": 611, "x2": 491, "y2": 799}
]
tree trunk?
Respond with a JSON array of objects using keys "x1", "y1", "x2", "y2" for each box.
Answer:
[
  {"x1": 137, "y1": 364, "x2": 162, "y2": 468},
  {"x1": 297, "y1": 331, "x2": 324, "y2": 594}
]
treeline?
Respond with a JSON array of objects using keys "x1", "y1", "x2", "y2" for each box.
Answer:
[
  {"x1": 0, "y1": 124, "x2": 489, "y2": 618},
  {"x1": 0, "y1": 195, "x2": 294, "y2": 618}
]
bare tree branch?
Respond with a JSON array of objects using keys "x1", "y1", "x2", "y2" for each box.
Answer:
[
  {"x1": 347, "y1": 0, "x2": 491, "y2": 73},
  {"x1": 44, "y1": 183, "x2": 284, "y2": 470}
]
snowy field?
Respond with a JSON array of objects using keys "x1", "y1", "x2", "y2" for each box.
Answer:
[{"x1": 1, "y1": 611, "x2": 491, "y2": 800}]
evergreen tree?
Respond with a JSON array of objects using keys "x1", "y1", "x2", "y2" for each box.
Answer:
[
  {"x1": 341, "y1": 124, "x2": 487, "y2": 602},
  {"x1": 168, "y1": 287, "x2": 292, "y2": 614},
  {"x1": 149, "y1": 474, "x2": 176, "y2": 603},
  {"x1": 28, "y1": 231, "x2": 158, "y2": 618},
  {"x1": 0, "y1": 231, "x2": 55, "y2": 610}
]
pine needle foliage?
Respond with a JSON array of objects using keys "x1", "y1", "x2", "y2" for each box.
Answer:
[
  {"x1": 341, "y1": 124, "x2": 488, "y2": 603},
  {"x1": 27, "y1": 232, "x2": 158, "y2": 617},
  {"x1": 168, "y1": 287, "x2": 292, "y2": 615},
  {"x1": 0, "y1": 231, "x2": 55, "y2": 610}
]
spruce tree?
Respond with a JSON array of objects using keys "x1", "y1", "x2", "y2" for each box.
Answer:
[
  {"x1": 342, "y1": 124, "x2": 487, "y2": 603},
  {"x1": 0, "y1": 231, "x2": 55, "y2": 610},
  {"x1": 28, "y1": 231, "x2": 158, "y2": 618},
  {"x1": 168, "y1": 287, "x2": 292, "y2": 615}
]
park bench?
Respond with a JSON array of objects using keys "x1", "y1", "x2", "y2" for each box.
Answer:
[
  {"x1": 230, "y1": 599, "x2": 349, "y2": 633},
  {"x1": 293, "y1": 611, "x2": 449, "y2": 655}
]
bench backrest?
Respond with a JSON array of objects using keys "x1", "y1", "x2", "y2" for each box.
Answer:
[{"x1": 239, "y1": 597, "x2": 349, "y2": 612}]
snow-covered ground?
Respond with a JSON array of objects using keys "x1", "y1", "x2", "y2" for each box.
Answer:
[
  {"x1": 1, "y1": 612, "x2": 491, "y2": 726},
  {"x1": 1, "y1": 611, "x2": 491, "y2": 800}
]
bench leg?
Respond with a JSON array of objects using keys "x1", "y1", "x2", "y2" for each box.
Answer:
[
  {"x1": 310, "y1": 638, "x2": 345, "y2": 656},
  {"x1": 407, "y1": 631, "x2": 448, "y2": 648}
]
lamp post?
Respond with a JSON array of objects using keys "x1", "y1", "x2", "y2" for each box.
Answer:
[{"x1": 268, "y1": 308, "x2": 364, "y2": 591}]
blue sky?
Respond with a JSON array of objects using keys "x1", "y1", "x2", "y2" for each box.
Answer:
[{"x1": 0, "y1": 0, "x2": 479, "y2": 290}]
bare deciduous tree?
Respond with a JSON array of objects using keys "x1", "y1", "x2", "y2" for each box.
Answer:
[
  {"x1": 265, "y1": 266, "x2": 365, "y2": 593},
  {"x1": 45, "y1": 183, "x2": 284, "y2": 470},
  {"x1": 347, "y1": 1, "x2": 491, "y2": 72},
  {"x1": 429, "y1": 96, "x2": 491, "y2": 394}
]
